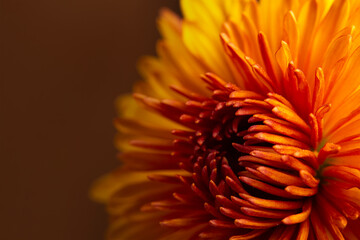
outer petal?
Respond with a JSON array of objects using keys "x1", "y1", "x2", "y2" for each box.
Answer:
[{"x1": 91, "y1": 169, "x2": 187, "y2": 240}]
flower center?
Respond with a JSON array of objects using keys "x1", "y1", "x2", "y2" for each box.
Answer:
[
  {"x1": 136, "y1": 73, "x2": 336, "y2": 233},
  {"x1": 169, "y1": 73, "x2": 324, "y2": 229}
]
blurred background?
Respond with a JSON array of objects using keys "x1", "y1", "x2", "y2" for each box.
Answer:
[{"x1": 1, "y1": 0, "x2": 180, "y2": 239}]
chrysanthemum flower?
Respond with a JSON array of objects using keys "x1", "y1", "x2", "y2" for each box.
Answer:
[{"x1": 92, "y1": 0, "x2": 360, "y2": 239}]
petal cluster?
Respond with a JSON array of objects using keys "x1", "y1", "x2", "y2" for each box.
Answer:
[{"x1": 92, "y1": 0, "x2": 360, "y2": 239}]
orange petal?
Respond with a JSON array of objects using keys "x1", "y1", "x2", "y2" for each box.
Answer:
[
  {"x1": 285, "y1": 185, "x2": 318, "y2": 197},
  {"x1": 257, "y1": 166, "x2": 306, "y2": 186},
  {"x1": 234, "y1": 218, "x2": 280, "y2": 229},
  {"x1": 239, "y1": 193, "x2": 303, "y2": 210},
  {"x1": 282, "y1": 199, "x2": 312, "y2": 224}
]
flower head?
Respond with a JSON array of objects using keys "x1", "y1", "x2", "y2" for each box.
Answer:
[{"x1": 92, "y1": 0, "x2": 360, "y2": 239}]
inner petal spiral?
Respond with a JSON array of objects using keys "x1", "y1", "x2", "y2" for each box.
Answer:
[{"x1": 133, "y1": 72, "x2": 328, "y2": 239}]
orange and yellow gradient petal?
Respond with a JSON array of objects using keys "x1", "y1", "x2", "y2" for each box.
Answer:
[{"x1": 92, "y1": 0, "x2": 360, "y2": 239}]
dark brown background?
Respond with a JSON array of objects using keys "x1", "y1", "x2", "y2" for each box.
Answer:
[{"x1": 1, "y1": 1, "x2": 180, "y2": 239}]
